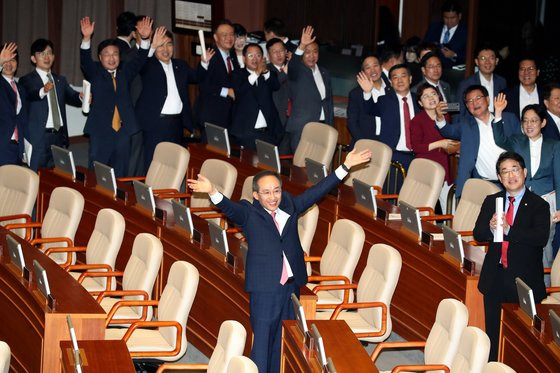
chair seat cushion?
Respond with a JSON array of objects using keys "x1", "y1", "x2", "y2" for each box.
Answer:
[
  {"x1": 101, "y1": 297, "x2": 150, "y2": 320},
  {"x1": 315, "y1": 310, "x2": 385, "y2": 342},
  {"x1": 105, "y1": 328, "x2": 176, "y2": 353},
  {"x1": 541, "y1": 296, "x2": 560, "y2": 304},
  {"x1": 70, "y1": 272, "x2": 105, "y2": 293},
  {"x1": 306, "y1": 283, "x2": 343, "y2": 306}
]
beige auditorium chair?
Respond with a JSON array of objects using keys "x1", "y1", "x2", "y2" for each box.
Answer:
[
  {"x1": 315, "y1": 243, "x2": 402, "y2": 343},
  {"x1": 542, "y1": 250, "x2": 560, "y2": 304},
  {"x1": 240, "y1": 176, "x2": 254, "y2": 202},
  {"x1": 483, "y1": 362, "x2": 516, "y2": 373},
  {"x1": 118, "y1": 142, "x2": 190, "y2": 196},
  {"x1": 292, "y1": 122, "x2": 338, "y2": 170},
  {"x1": 0, "y1": 341, "x2": 10, "y2": 373},
  {"x1": 306, "y1": 219, "x2": 365, "y2": 307},
  {"x1": 105, "y1": 261, "x2": 199, "y2": 361},
  {"x1": 371, "y1": 298, "x2": 469, "y2": 372},
  {"x1": 344, "y1": 139, "x2": 392, "y2": 193},
  {"x1": 5, "y1": 187, "x2": 84, "y2": 265},
  {"x1": 378, "y1": 158, "x2": 445, "y2": 216},
  {"x1": 0, "y1": 165, "x2": 39, "y2": 239},
  {"x1": 155, "y1": 320, "x2": 246, "y2": 372},
  {"x1": 94, "y1": 233, "x2": 163, "y2": 325},
  {"x1": 226, "y1": 356, "x2": 258, "y2": 373},
  {"x1": 299, "y1": 204, "x2": 319, "y2": 276}
]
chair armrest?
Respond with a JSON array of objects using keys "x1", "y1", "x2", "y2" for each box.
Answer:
[
  {"x1": 467, "y1": 240, "x2": 488, "y2": 250},
  {"x1": 279, "y1": 155, "x2": 293, "y2": 160},
  {"x1": 30, "y1": 236, "x2": 73, "y2": 248},
  {"x1": 312, "y1": 283, "x2": 357, "y2": 308},
  {"x1": 156, "y1": 364, "x2": 209, "y2": 373},
  {"x1": 416, "y1": 206, "x2": 435, "y2": 216},
  {"x1": 304, "y1": 256, "x2": 322, "y2": 263},
  {"x1": 226, "y1": 227, "x2": 242, "y2": 234},
  {"x1": 456, "y1": 230, "x2": 473, "y2": 237},
  {"x1": 66, "y1": 263, "x2": 114, "y2": 272},
  {"x1": 77, "y1": 270, "x2": 124, "y2": 293},
  {"x1": 331, "y1": 301, "x2": 387, "y2": 338},
  {"x1": 197, "y1": 213, "x2": 225, "y2": 220},
  {"x1": 5, "y1": 221, "x2": 42, "y2": 240},
  {"x1": 102, "y1": 293, "x2": 152, "y2": 325},
  {"x1": 370, "y1": 341, "x2": 426, "y2": 362},
  {"x1": 44, "y1": 246, "x2": 87, "y2": 267},
  {"x1": 153, "y1": 188, "x2": 179, "y2": 194},
  {"x1": 157, "y1": 192, "x2": 192, "y2": 199},
  {"x1": 420, "y1": 214, "x2": 453, "y2": 222},
  {"x1": 96, "y1": 289, "x2": 147, "y2": 304},
  {"x1": 124, "y1": 320, "x2": 182, "y2": 358},
  {"x1": 544, "y1": 267, "x2": 552, "y2": 274},
  {"x1": 116, "y1": 176, "x2": 145, "y2": 182},
  {"x1": 190, "y1": 207, "x2": 221, "y2": 213},
  {"x1": 0, "y1": 213, "x2": 32, "y2": 223},
  {"x1": 307, "y1": 275, "x2": 351, "y2": 284},
  {"x1": 392, "y1": 364, "x2": 450, "y2": 373},
  {"x1": 546, "y1": 286, "x2": 560, "y2": 294},
  {"x1": 373, "y1": 185, "x2": 383, "y2": 195},
  {"x1": 106, "y1": 299, "x2": 158, "y2": 327},
  {"x1": 377, "y1": 194, "x2": 399, "y2": 200}
]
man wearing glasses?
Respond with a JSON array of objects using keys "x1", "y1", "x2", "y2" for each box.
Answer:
[
  {"x1": 436, "y1": 84, "x2": 521, "y2": 198},
  {"x1": 503, "y1": 57, "x2": 543, "y2": 119},
  {"x1": 474, "y1": 151, "x2": 549, "y2": 360}
]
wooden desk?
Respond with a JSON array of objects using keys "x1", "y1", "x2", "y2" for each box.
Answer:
[
  {"x1": 281, "y1": 320, "x2": 377, "y2": 373},
  {"x1": 0, "y1": 228, "x2": 105, "y2": 373},
  {"x1": 60, "y1": 340, "x2": 135, "y2": 373},
  {"x1": 499, "y1": 303, "x2": 560, "y2": 372}
]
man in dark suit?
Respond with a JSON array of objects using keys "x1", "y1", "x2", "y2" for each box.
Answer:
[
  {"x1": 379, "y1": 46, "x2": 403, "y2": 92},
  {"x1": 263, "y1": 18, "x2": 297, "y2": 53},
  {"x1": 456, "y1": 45, "x2": 507, "y2": 116},
  {"x1": 423, "y1": 0, "x2": 467, "y2": 68},
  {"x1": 20, "y1": 39, "x2": 82, "y2": 171},
  {"x1": 196, "y1": 19, "x2": 238, "y2": 132},
  {"x1": 285, "y1": 26, "x2": 333, "y2": 152},
  {"x1": 136, "y1": 30, "x2": 212, "y2": 169},
  {"x1": 115, "y1": 11, "x2": 137, "y2": 58},
  {"x1": 187, "y1": 148, "x2": 372, "y2": 373},
  {"x1": 230, "y1": 43, "x2": 283, "y2": 150},
  {"x1": 411, "y1": 52, "x2": 454, "y2": 102},
  {"x1": 542, "y1": 82, "x2": 560, "y2": 141},
  {"x1": 79, "y1": 16, "x2": 164, "y2": 177},
  {"x1": 359, "y1": 63, "x2": 420, "y2": 171},
  {"x1": 0, "y1": 42, "x2": 27, "y2": 165},
  {"x1": 347, "y1": 55, "x2": 386, "y2": 148},
  {"x1": 503, "y1": 57, "x2": 543, "y2": 119},
  {"x1": 474, "y1": 151, "x2": 549, "y2": 360}
]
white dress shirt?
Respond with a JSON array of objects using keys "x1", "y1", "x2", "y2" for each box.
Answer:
[
  {"x1": 247, "y1": 68, "x2": 271, "y2": 129},
  {"x1": 475, "y1": 114, "x2": 504, "y2": 179},
  {"x1": 395, "y1": 91, "x2": 415, "y2": 152},
  {"x1": 519, "y1": 84, "x2": 540, "y2": 118},
  {"x1": 440, "y1": 24, "x2": 458, "y2": 44},
  {"x1": 36, "y1": 68, "x2": 64, "y2": 128},
  {"x1": 479, "y1": 74, "x2": 495, "y2": 112},
  {"x1": 159, "y1": 60, "x2": 183, "y2": 115},
  {"x1": 529, "y1": 135, "x2": 543, "y2": 177}
]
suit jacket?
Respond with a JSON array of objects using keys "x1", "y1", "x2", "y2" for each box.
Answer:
[
  {"x1": 456, "y1": 72, "x2": 507, "y2": 116},
  {"x1": 285, "y1": 52, "x2": 334, "y2": 134},
  {"x1": 438, "y1": 112, "x2": 521, "y2": 196},
  {"x1": 346, "y1": 85, "x2": 377, "y2": 148},
  {"x1": 267, "y1": 62, "x2": 290, "y2": 128},
  {"x1": 116, "y1": 40, "x2": 143, "y2": 105},
  {"x1": 216, "y1": 171, "x2": 342, "y2": 292},
  {"x1": 412, "y1": 78, "x2": 454, "y2": 103},
  {"x1": 80, "y1": 46, "x2": 148, "y2": 137},
  {"x1": 0, "y1": 77, "x2": 27, "y2": 162},
  {"x1": 230, "y1": 68, "x2": 283, "y2": 144},
  {"x1": 424, "y1": 21, "x2": 467, "y2": 67},
  {"x1": 543, "y1": 112, "x2": 560, "y2": 140},
  {"x1": 363, "y1": 90, "x2": 421, "y2": 151},
  {"x1": 19, "y1": 70, "x2": 81, "y2": 150},
  {"x1": 136, "y1": 57, "x2": 205, "y2": 132},
  {"x1": 474, "y1": 190, "x2": 549, "y2": 302},
  {"x1": 492, "y1": 119, "x2": 560, "y2": 206},
  {"x1": 503, "y1": 84, "x2": 543, "y2": 119}
]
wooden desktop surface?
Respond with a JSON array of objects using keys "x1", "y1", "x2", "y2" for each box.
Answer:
[
  {"x1": 0, "y1": 228, "x2": 105, "y2": 373},
  {"x1": 60, "y1": 340, "x2": 135, "y2": 373}
]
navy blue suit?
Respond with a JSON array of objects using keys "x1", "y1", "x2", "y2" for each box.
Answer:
[
  {"x1": 503, "y1": 84, "x2": 543, "y2": 120},
  {"x1": 19, "y1": 70, "x2": 81, "y2": 171},
  {"x1": 216, "y1": 171, "x2": 343, "y2": 373},
  {"x1": 437, "y1": 112, "x2": 521, "y2": 197},
  {"x1": 424, "y1": 22, "x2": 467, "y2": 68},
  {"x1": 543, "y1": 112, "x2": 560, "y2": 141},
  {"x1": 456, "y1": 73, "x2": 507, "y2": 116},
  {"x1": 0, "y1": 77, "x2": 27, "y2": 165},
  {"x1": 346, "y1": 85, "x2": 377, "y2": 148},
  {"x1": 80, "y1": 45, "x2": 148, "y2": 177},
  {"x1": 230, "y1": 68, "x2": 283, "y2": 149}
]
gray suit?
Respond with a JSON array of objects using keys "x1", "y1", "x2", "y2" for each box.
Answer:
[
  {"x1": 285, "y1": 52, "x2": 334, "y2": 152},
  {"x1": 412, "y1": 78, "x2": 454, "y2": 103}
]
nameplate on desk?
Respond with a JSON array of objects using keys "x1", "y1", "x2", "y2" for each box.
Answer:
[
  {"x1": 421, "y1": 231, "x2": 444, "y2": 246},
  {"x1": 377, "y1": 208, "x2": 401, "y2": 221},
  {"x1": 75, "y1": 171, "x2": 86, "y2": 183},
  {"x1": 462, "y1": 258, "x2": 475, "y2": 275},
  {"x1": 47, "y1": 293, "x2": 56, "y2": 310},
  {"x1": 116, "y1": 188, "x2": 127, "y2": 202},
  {"x1": 24, "y1": 266, "x2": 32, "y2": 283},
  {"x1": 155, "y1": 207, "x2": 166, "y2": 224},
  {"x1": 191, "y1": 229, "x2": 202, "y2": 245},
  {"x1": 533, "y1": 314, "x2": 545, "y2": 334},
  {"x1": 226, "y1": 251, "x2": 236, "y2": 267}
]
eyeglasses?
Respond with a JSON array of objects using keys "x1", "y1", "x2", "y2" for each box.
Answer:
[
  {"x1": 499, "y1": 167, "x2": 522, "y2": 177},
  {"x1": 425, "y1": 64, "x2": 442, "y2": 70},
  {"x1": 478, "y1": 55, "x2": 496, "y2": 62},
  {"x1": 420, "y1": 92, "x2": 439, "y2": 100},
  {"x1": 246, "y1": 53, "x2": 262, "y2": 59},
  {"x1": 522, "y1": 118, "x2": 541, "y2": 125},
  {"x1": 519, "y1": 66, "x2": 537, "y2": 73},
  {"x1": 257, "y1": 189, "x2": 281, "y2": 197},
  {"x1": 36, "y1": 51, "x2": 54, "y2": 57},
  {"x1": 465, "y1": 95, "x2": 484, "y2": 105}
]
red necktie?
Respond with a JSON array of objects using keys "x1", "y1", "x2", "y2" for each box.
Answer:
[
  {"x1": 226, "y1": 56, "x2": 233, "y2": 74},
  {"x1": 272, "y1": 211, "x2": 289, "y2": 285},
  {"x1": 402, "y1": 96, "x2": 412, "y2": 150},
  {"x1": 501, "y1": 196, "x2": 516, "y2": 268},
  {"x1": 10, "y1": 80, "x2": 18, "y2": 141}
]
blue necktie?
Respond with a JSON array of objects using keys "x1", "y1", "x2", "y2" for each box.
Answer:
[{"x1": 443, "y1": 29, "x2": 450, "y2": 44}]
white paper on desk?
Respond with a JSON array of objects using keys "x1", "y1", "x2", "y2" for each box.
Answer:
[
  {"x1": 494, "y1": 197, "x2": 504, "y2": 242},
  {"x1": 198, "y1": 30, "x2": 207, "y2": 62},
  {"x1": 82, "y1": 80, "x2": 91, "y2": 113},
  {"x1": 23, "y1": 138, "x2": 32, "y2": 166},
  {"x1": 541, "y1": 191, "x2": 556, "y2": 217}
]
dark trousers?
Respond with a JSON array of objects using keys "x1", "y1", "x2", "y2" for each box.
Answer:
[
  {"x1": 232, "y1": 129, "x2": 278, "y2": 151},
  {"x1": 128, "y1": 131, "x2": 145, "y2": 176},
  {"x1": 143, "y1": 116, "x2": 183, "y2": 170},
  {"x1": 30, "y1": 131, "x2": 65, "y2": 171},
  {"x1": 88, "y1": 130, "x2": 131, "y2": 177},
  {"x1": 250, "y1": 282, "x2": 299, "y2": 373},
  {"x1": 0, "y1": 142, "x2": 19, "y2": 166}
]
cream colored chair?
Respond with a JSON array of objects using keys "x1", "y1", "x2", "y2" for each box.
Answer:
[
  {"x1": 155, "y1": 320, "x2": 247, "y2": 373},
  {"x1": 240, "y1": 176, "x2": 254, "y2": 202},
  {"x1": 94, "y1": 233, "x2": 163, "y2": 324},
  {"x1": 118, "y1": 142, "x2": 190, "y2": 195},
  {"x1": 482, "y1": 362, "x2": 516, "y2": 373},
  {"x1": 371, "y1": 298, "x2": 469, "y2": 372},
  {"x1": 105, "y1": 261, "x2": 199, "y2": 361},
  {"x1": 344, "y1": 139, "x2": 392, "y2": 193},
  {"x1": 292, "y1": 122, "x2": 338, "y2": 170},
  {"x1": 299, "y1": 204, "x2": 319, "y2": 276},
  {"x1": 226, "y1": 356, "x2": 258, "y2": 373},
  {"x1": 378, "y1": 158, "x2": 445, "y2": 216},
  {"x1": 305, "y1": 219, "x2": 365, "y2": 307},
  {"x1": 315, "y1": 244, "x2": 402, "y2": 343},
  {"x1": 542, "y1": 250, "x2": 560, "y2": 304},
  {"x1": 0, "y1": 341, "x2": 10, "y2": 373},
  {"x1": 5, "y1": 187, "x2": 84, "y2": 265},
  {"x1": 0, "y1": 165, "x2": 39, "y2": 239}
]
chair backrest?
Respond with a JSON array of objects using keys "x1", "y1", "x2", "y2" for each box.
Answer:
[
  {"x1": 0, "y1": 165, "x2": 39, "y2": 238},
  {"x1": 122, "y1": 233, "x2": 164, "y2": 318},
  {"x1": 424, "y1": 298, "x2": 469, "y2": 368},
  {"x1": 84, "y1": 208, "x2": 125, "y2": 288},
  {"x1": 298, "y1": 204, "x2": 319, "y2": 276},
  {"x1": 550, "y1": 250, "x2": 560, "y2": 302},
  {"x1": 482, "y1": 362, "x2": 516, "y2": 373},
  {"x1": 398, "y1": 158, "x2": 445, "y2": 210},
  {"x1": 41, "y1": 187, "x2": 85, "y2": 264},
  {"x1": 450, "y1": 326, "x2": 490, "y2": 373},
  {"x1": 191, "y1": 159, "x2": 237, "y2": 208},
  {"x1": 158, "y1": 261, "x2": 199, "y2": 361},
  {"x1": 453, "y1": 179, "x2": 501, "y2": 232},
  {"x1": 320, "y1": 219, "x2": 365, "y2": 301},
  {"x1": 227, "y1": 356, "x2": 258, "y2": 373},
  {"x1": 344, "y1": 139, "x2": 392, "y2": 188},
  {"x1": 207, "y1": 320, "x2": 247, "y2": 373},
  {"x1": 293, "y1": 122, "x2": 338, "y2": 169},
  {"x1": 240, "y1": 176, "x2": 254, "y2": 202},
  {"x1": 145, "y1": 142, "x2": 190, "y2": 191},
  {"x1": 0, "y1": 341, "x2": 10, "y2": 373},
  {"x1": 356, "y1": 244, "x2": 402, "y2": 341}
]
